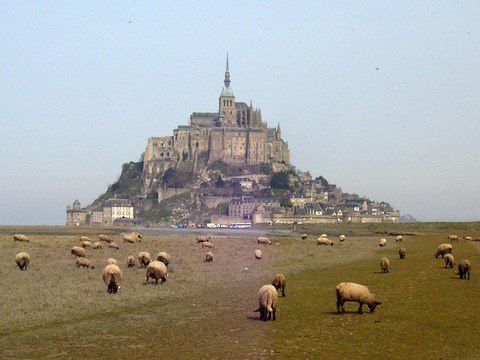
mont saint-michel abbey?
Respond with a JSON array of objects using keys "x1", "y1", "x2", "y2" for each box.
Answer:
[{"x1": 141, "y1": 57, "x2": 290, "y2": 194}]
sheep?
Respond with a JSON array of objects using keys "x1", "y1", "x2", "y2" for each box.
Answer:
[
  {"x1": 317, "y1": 237, "x2": 333, "y2": 246},
  {"x1": 399, "y1": 247, "x2": 406, "y2": 259},
  {"x1": 463, "y1": 236, "x2": 472, "y2": 241},
  {"x1": 380, "y1": 257, "x2": 390, "y2": 273},
  {"x1": 98, "y1": 234, "x2": 113, "y2": 243},
  {"x1": 205, "y1": 251, "x2": 214, "y2": 262},
  {"x1": 92, "y1": 241, "x2": 103, "y2": 250},
  {"x1": 76, "y1": 258, "x2": 95, "y2": 269},
  {"x1": 396, "y1": 235, "x2": 403, "y2": 242},
  {"x1": 71, "y1": 246, "x2": 86, "y2": 258},
  {"x1": 320, "y1": 233, "x2": 328, "y2": 238},
  {"x1": 138, "y1": 252, "x2": 151, "y2": 268},
  {"x1": 102, "y1": 264, "x2": 122, "y2": 294},
  {"x1": 145, "y1": 261, "x2": 168, "y2": 284},
  {"x1": 448, "y1": 234, "x2": 459, "y2": 242},
  {"x1": 301, "y1": 234, "x2": 308, "y2": 240},
  {"x1": 108, "y1": 242, "x2": 120, "y2": 250},
  {"x1": 272, "y1": 273, "x2": 286, "y2": 297},
  {"x1": 15, "y1": 252, "x2": 30, "y2": 271},
  {"x1": 434, "y1": 244, "x2": 453, "y2": 258},
  {"x1": 123, "y1": 232, "x2": 142, "y2": 243},
  {"x1": 81, "y1": 240, "x2": 93, "y2": 248},
  {"x1": 254, "y1": 249, "x2": 262, "y2": 259},
  {"x1": 339, "y1": 234, "x2": 346, "y2": 242},
  {"x1": 254, "y1": 284, "x2": 278, "y2": 321},
  {"x1": 106, "y1": 258, "x2": 118, "y2": 265},
  {"x1": 196, "y1": 235, "x2": 211, "y2": 243},
  {"x1": 202, "y1": 241, "x2": 214, "y2": 249},
  {"x1": 156, "y1": 251, "x2": 171, "y2": 266},
  {"x1": 458, "y1": 260, "x2": 472, "y2": 280},
  {"x1": 13, "y1": 234, "x2": 29, "y2": 242},
  {"x1": 127, "y1": 255, "x2": 136, "y2": 268},
  {"x1": 257, "y1": 236, "x2": 272, "y2": 245},
  {"x1": 79, "y1": 236, "x2": 91, "y2": 242},
  {"x1": 336, "y1": 282, "x2": 381, "y2": 314},
  {"x1": 379, "y1": 238, "x2": 387, "y2": 247},
  {"x1": 444, "y1": 253, "x2": 454, "y2": 269}
]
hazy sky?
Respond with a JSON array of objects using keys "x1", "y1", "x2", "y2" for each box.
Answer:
[{"x1": 1, "y1": 1, "x2": 479, "y2": 225}]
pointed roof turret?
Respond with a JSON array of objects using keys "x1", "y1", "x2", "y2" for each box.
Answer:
[{"x1": 220, "y1": 53, "x2": 234, "y2": 97}]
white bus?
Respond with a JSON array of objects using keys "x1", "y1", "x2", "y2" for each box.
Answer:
[{"x1": 228, "y1": 222, "x2": 252, "y2": 229}]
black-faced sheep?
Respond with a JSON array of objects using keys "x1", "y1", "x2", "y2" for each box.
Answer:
[
  {"x1": 254, "y1": 249, "x2": 262, "y2": 259},
  {"x1": 106, "y1": 258, "x2": 118, "y2": 265},
  {"x1": 196, "y1": 235, "x2": 211, "y2": 243},
  {"x1": 98, "y1": 234, "x2": 113, "y2": 243},
  {"x1": 157, "y1": 251, "x2": 171, "y2": 266},
  {"x1": 145, "y1": 261, "x2": 168, "y2": 284},
  {"x1": 380, "y1": 257, "x2": 390, "y2": 273},
  {"x1": 71, "y1": 246, "x2": 86, "y2": 257},
  {"x1": 463, "y1": 236, "x2": 472, "y2": 241},
  {"x1": 272, "y1": 273, "x2": 286, "y2": 297},
  {"x1": 205, "y1": 251, "x2": 213, "y2": 262},
  {"x1": 336, "y1": 282, "x2": 381, "y2": 314},
  {"x1": 399, "y1": 247, "x2": 406, "y2": 259},
  {"x1": 257, "y1": 237, "x2": 272, "y2": 245},
  {"x1": 127, "y1": 255, "x2": 136, "y2": 268},
  {"x1": 76, "y1": 258, "x2": 95, "y2": 269},
  {"x1": 108, "y1": 242, "x2": 120, "y2": 250},
  {"x1": 92, "y1": 242, "x2": 103, "y2": 250},
  {"x1": 254, "y1": 284, "x2": 278, "y2": 321},
  {"x1": 301, "y1": 234, "x2": 308, "y2": 240},
  {"x1": 444, "y1": 253, "x2": 454, "y2": 269},
  {"x1": 138, "y1": 252, "x2": 151, "y2": 268},
  {"x1": 102, "y1": 264, "x2": 122, "y2": 294},
  {"x1": 123, "y1": 232, "x2": 142, "y2": 243},
  {"x1": 13, "y1": 234, "x2": 29, "y2": 242},
  {"x1": 458, "y1": 260, "x2": 472, "y2": 280},
  {"x1": 396, "y1": 235, "x2": 403, "y2": 242},
  {"x1": 15, "y1": 252, "x2": 30, "y2": 271},
  {"x1": 434, "y1": 244, "x2": 453, "y2": 258},
  {"x1": 448, "y1": 234, "x2": 459, "y2": 242},
  {"x1": 317, "y1": 237, "x2": 333, "y2": 246},
  {"x1": 339, "y1": 234, "x2": 346, "y2": 242},
  {"x1": 379, "y1": 238, "x2": 387, "y2": 247}
]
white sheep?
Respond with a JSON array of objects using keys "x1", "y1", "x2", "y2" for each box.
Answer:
[
  {"x1": 123, "y1": 232, "x2": 143, "y2": 243},
  {"x1": 301, "y1": 234, "x2": 308, "y2": 240},
  {"x1": 79, "y1": 236, "x2": 91, "y2": 242},
  {"x1": 108, "y1": 242, "x2": 120, "y2": 250},
  {"x1": 336, "y1": 282, "x2": 381, "y2": 314},
  {"x1": 434, "y1": 244, "x2": 453, "y2": 258},
  {"x1": 71, "y1": 246, "x2": 86, "y2": 257},
  {"x1": 448, "y1": 234, "x2": 459, "y2": 242},
  {"x1": 257, "y1": 236, "x2": 272, "y2": 245},
  {"x1": 379, "y1": 238, "x2": 387, "y2": 247},
  {"x1": 254, "y1": 284, "x2": 278, "y2": 321},
  {"x1": 205, "y1": 251, "x2": 214, "y2": 262},
  {"x1": 196, "y1": 235, "x2": 211, "y2": 243},
  {"x1": 13, "y1": 234, "x2": 29, "y2": 242},
  {"x1": 127, "y1": 255, "x2": 136, "y2": 268},
  {"x1": 98, "y1": 234, "x2": 113, "y2": 243},
  {"x1": 156, "y1": 251, "x2": 171, "y2": 266},
  {"x1": 399, "y1": 247, "x2": 406, "y2": 259},
  {"x1": 138, "y1": 252, "x2": 151, "y2": 268},
  {"x1": 106, "y1": 258, "x2": 118, "y2": 265},
  {"x1": 202, "y1": 241, "x2": 215, "y2": 249},
  {"x1": 81, "y1": 240, "x2": 93, "y2": 248},
  {"x1": 380, "y1": 257, "x2": 390, "y2": 273},
  {"x1": 145, "y1": 261, "x2": 168, "y2": 284},
  {"x1": 272, "y1": 273, "x2": 286, "y2": 297},
  {"x1": 463, "y1": 236, "x2": 472, "y2": 241},
  {"x1": 339, "y1": 234, "x2": 346, "y2": 242},
  {"x1": 458, "y1": 260, "x2": 472, "y2": 280},
  {"x1": 320, "y1": 233, "x2": 328, "y2": 238},
  {"x1": 317, "y1": 237, "x2": 333, "y2": 246},
  {"x1": 92, "y1": 242, "x2": 103, "y2": 250},
  {"x1": 254, "y1": 249, "x2": 262, "y2": 259},
  {"x1": 102, "y1": 264, "x2": 122, "y2": 294},
  {"x1": 15, "y1": 252, "x2": 30, "y2": 271},
  {"x1": 396, "y1": 235, "x2": 403, "y2": 242},
  {"x1": 444, "y1": 253, "x2": 454, "y2": 269},
  {"x1": 76, "y1": 258, "x2": 95, "y2": 269}
]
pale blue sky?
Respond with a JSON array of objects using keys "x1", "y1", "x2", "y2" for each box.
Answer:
[{"x1": 1, "y1": 1, "x2": 479, "y2": 225}]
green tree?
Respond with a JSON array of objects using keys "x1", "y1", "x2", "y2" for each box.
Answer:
[{"x1": 270, "y1": 171, "x2": 291, "y2": 190}]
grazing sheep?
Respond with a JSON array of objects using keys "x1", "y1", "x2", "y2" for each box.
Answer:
[
  {"x1": 301, "y1": 234, "x2": 308, "y2": 240},
  {"x1": 15, "y1": 252, "x2": 30, "y2": 271},
  {"x1": 448, "y1": 234, "x2": 459, "y2": 242},
  {"x1": 272, "y1": 273, "x2": 286, "y2": 297},
  {"x1": 254, "y1": 249, "x2": 262, "y2": 259},
  {"x1": 399, "y1": 247, "x2": 406, "y2": 259},
  {"x1": 434, "y1": 244, "x2": 453, "y2": 258},
  {"x1": 123, "y1": 232, "x2": 142, "y2": 243},
  {"x1": 127, "y1": 255, "x2": 136, "y2": 268},
  {"x1": 145, "y1": 261, "x2": 168, "y2": 284},
  {"x1": 13, "y1": 234, "x2": 29, "y2": 242},
  {"x1": 463, "y1": 236, "x2": 472, "y2": 241},
  {"x1": 317, "y1": 237, "x2": 333, "y2": 246},
  {"x1": 79, "y1": 236, "x2": 91, "y2": 242},
  {"x1": 202, "y1": 241, "x2": 214, "y2": 249},
  {"x1": 396, "y1": 235, "x2": 403, "y2": 242},
  {"x1": 196, "y1": 235, "x2": 211, "y2": 243},
  {"x1": 76, "y1": 258, "x2": 95, "y2": 269},
  {"x1": 106, "y1": 258, "x2": 118, "y2": 265},
  {"x1": 257, "y1": 237, "x2": 272, "y2": 245},
  {"x1": 379, "y1": 238, "x2": 387, "y2": 247},
  {"x1": 458, "y1": 260, "x2": 472, "y2": 280},
  {"x1": 205, "y1": 251, "x2": 214, "y2": 262},
  {"x1": 98, "y1": 234, "x2": 113, "y2": 243},
  {"x1": 336, "y1": 282, "x2": 381, "y2": 314},
  {"x1": 156, "y1": 251, "x2": 171, "y2": 266},
  {"x1": 92, "y1": 241, "x2": 103, "y2": 250},
  {"x1": 138, "y1": 252, "x2": 151, "y2": 268},
  {"x1": 320, "y1": 233, "x2": 328, "y2": 238},
  {"x1": 380, "y1": 257, "x2": 390, "y2": 273},
  {"x1": 339, "y1": 234, "x2": 346, "y2": 242},
  {"x1": 254, "y1": 284, "x2": 278, "y2": 321},
  {"x1": 81, "y1": 240, "x2": 93, "y2": 248},
  {"x1": 71, "y1": 246, "x2": 86, "y2": 257},
  {"x1": 444, "y1": 253, "x2": 454, "y2": 269},
  {"x1": 102, "y1": 264, "x2": 122, "y2": 294},
  {"x1": 108, "y1": 242, "x2": 120, "y2": 250}
]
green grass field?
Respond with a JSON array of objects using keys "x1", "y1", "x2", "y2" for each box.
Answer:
[{"x1": 0, "y1": 224, "x2": 479, "y2": 359}]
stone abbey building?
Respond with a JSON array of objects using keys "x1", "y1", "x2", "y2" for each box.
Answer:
[{"x1": 141, "y1": 57, "x2": 290, "y2": 194}]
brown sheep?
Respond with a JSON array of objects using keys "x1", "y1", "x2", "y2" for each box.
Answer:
[
  {"x1": 380, "y1": 257, "x2": 390, "y2": 273},
  {"x1": 79, "y1": 236, "x2": 91, "y2": 242},
  {"x1": 76, "y1": 258, "x2": 95, "y2": 269},
  {"x1": 434, "y1": 244, "x2": 453, "y2": 258},
  {"x1": 444, "y1": 253, "x2": 454, "y2": 269},
  {"x1": 205, "y1": 251, "x2": 214, "y2": 262},
  {"x1": 92, "y1": 242, "x2": 103, "y2": 250},
  {"x1": 15, "y1": 252, "x2": 30, "y2": 271},
  {"x1": 138, "y1": 252, "x2": 151, "y2": 268},
  {"x1": 156, "y1": 252, "x2": 171, "y2": 266},
  {"x1": 127, "y1": 255, "x2": 136, "y2": 268},
  {"x1": 71, "y1": 246, "x2": 86, "y2": 257},
  {"x1": 272, "y1": 273, "x2": 286, "y2": 297},
  {"x1": 257, "y1": 237, "x2": 272, "y2": 245},
  {"x1": 145, "y1": 261, "x2": 168, "y2": 284},
  {"x1": 98, "y1": 234, "x2": 113, "y2": 243},
  {"x1": 336, "y1": 282, "x2": 381, "y2": 314},
  {"x1": 123, "y1": 232, "x2": 143, "y2": 243},
  {"x1": 201, "y1": 241, "x2": 214, "y2": 249},
  {"x1": 108, "y1": 242, "x2": 120, "y2": 250},
  {"x1": 254, "y1": 284, "x2": 278, "y2": 321},
  {"x1": 458, "y1": 260, "x2": 472, "y2": 280},
  {"x1": 196, "y1": 235, "x2": 211, "y2": 243},
  {"x1": 106, "y1": 258, "x2": 118, "y2": 265},
  {"x1": 102, "y1": 264, "x2": 122, "y2": 294},
  {"x1": 13, "y1": 234, "x2": 29, "y2": 242},
  {"x1": 399, "y1": 247, "x2": 406, "y2": 259},
  {"x1": 81, "y1": 240, "x2": 93, "y2": 248}
]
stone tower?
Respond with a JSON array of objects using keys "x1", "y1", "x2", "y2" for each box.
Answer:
[{"x1": 218, "y1": 54, "x2": 236, "y2": 127}]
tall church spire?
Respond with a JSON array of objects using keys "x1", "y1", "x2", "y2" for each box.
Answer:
[{"x1": 224, "y1": 53, "x2": 231, "y2": 87}]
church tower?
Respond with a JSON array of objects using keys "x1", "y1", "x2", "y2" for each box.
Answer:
[{"x1": 218, "y1": 54, "x2": 236, "y2": 127}]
